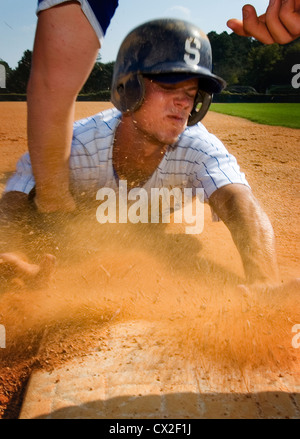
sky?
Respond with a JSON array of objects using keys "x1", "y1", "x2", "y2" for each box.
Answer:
[{"x1": 0, "y1": 0, "x2": 270, "y2": 69}]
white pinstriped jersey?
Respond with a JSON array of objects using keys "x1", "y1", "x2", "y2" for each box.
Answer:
[{"x1": 5, "y1": 108, "x2": 250, "y2": 201}]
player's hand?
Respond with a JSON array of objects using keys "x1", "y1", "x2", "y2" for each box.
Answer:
[
  {"x1": 0, "y1": 252, "x2": 56, "y2": 290},
  {"x1": 34, "y1": 190, "x2": 76, "y2": 213},
  {"x1": 238, "y1": 278, "x2": 300, "y2": 296},
  {"x1": 227, "y1": 0, "x2": 300, "y2": 45}
]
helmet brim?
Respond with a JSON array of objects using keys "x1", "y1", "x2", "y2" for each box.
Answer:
[{"x1": 141, "y1": 66, "x2": 226, "y2": 94}]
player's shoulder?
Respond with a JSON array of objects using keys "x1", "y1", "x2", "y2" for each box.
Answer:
[
  {"x1": 178, "y1": 122, "x2": 223, "y2": 150},
  {"x1": 170, "y1": 122, "x2": 231, "y2": 162},
  {"x1": 181, "y1": 121, "x2": 211, "y2": 138},
  {"x1": 72, "y1": 107, "x2": 121, "y2": 141}
]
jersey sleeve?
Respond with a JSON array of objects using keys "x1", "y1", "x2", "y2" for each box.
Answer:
[
  {"x1": 37, "y1": 0, "x2": 119, "y2": 44},
  {"x1": 4, "y1": 109, "x2": 120, "y2": 197},
  {"x1": 4, "y1": 152, "x2": 35, "y2": 195},
  {"x1": 181, "y1": 124, "x2": 250, "y2": 200}
]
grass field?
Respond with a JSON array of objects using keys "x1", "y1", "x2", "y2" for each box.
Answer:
[{"x1": 210, "y1": 103, "x2": 300, "y2": 129}]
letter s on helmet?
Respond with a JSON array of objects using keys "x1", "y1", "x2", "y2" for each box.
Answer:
[{"x1": 111, "y1": 19, "x2": 226, "y2": 126}]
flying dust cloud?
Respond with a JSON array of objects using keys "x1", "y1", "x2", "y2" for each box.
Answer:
[{"x1": 1, "y1": 204, "x2": 299, "y2": 378}]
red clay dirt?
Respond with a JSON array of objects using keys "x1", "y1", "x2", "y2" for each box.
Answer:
[{"x1": 0, "y1": 102, "x2": 299, "y2": 419}]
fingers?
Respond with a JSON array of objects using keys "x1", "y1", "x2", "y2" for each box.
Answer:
[
  {"x1": 0, "y1": 253, "x2": 29, "y2": 278},
  {"x1": 226, "y1": 18, "x2": 248, "y2": 37},
  {"x1": 265, "y1": 0, "x2": 298, "y2": 44},
  {"x1": 244, "y1": 4, "x2": 274, "y2": 43},
  {"x1": 279, "y1": 0, "x2": 300, "y2": 36},
  {"x1": 227, "y1": 1, "x2": 300, "y2": 44},
  {"x1": 227, "y1": 5, "x2": 275, "y2": 44},
  {"x1": 227, "y1": 5, "x2": 257, "y2": 37},
  {"x1": 0, "y1": 252, "x2": 56, "y2": 290},
  {"x1": 227, "y1": 4, "x2": 275, "y2": 43}
]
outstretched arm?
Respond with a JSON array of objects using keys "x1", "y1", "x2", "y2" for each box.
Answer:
[
  {"x1": 209, "y1": 184, "x2": 279, "y2": 285},
  {"x1": 227, "y1": 0, "x2": 300, "y2": 45}
]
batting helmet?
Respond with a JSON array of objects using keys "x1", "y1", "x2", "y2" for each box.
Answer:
[{"x1": 111, "y1": 19, "x2": 226, "y2": 125}]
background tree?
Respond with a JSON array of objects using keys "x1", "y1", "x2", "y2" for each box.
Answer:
[
  {"x1": 6, "y1": 50, "x2": 32, "y2": 93},
  {"x1": 240, "y1": 44, "x2": 284, "y2": 92},
  {"x1": 3, "y1": 34, "x2": 299, "y2": 97},
  {"x1": 80, "y1": 61, "x2": 114, "y2": 94},
  {"x1": 208, "y1": 31, "x2": 259, "y2": 85}
]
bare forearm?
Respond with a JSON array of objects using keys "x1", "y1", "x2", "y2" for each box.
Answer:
[
  {"x1": 209, "y1": 185, "x2": 279, "y2": 284},
  {"x1": 229, "y1": 204, "x2": 279, "y2": 284},
  {"x1": 27, "y1": 87, "x2": 75, "y2": 207}
]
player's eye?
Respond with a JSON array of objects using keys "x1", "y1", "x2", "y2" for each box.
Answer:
[{"x1": 186, "y1": 90, "x2": 197, "y2": 99}]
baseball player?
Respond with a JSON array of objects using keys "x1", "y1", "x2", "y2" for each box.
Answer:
[
  {"x1": 228, "y1": 0, "x2": 300, "y2": 44},
  {"x1": 1, "y1": 19, "x2": 299, "y2": 294}
]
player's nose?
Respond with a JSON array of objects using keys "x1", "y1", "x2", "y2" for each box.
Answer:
[{"x1": 173, "y1": 90, "x2": 192, "y2": 109}]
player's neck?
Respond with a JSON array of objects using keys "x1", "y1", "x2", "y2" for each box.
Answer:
[{"x1": 113, "y1": 119, "x2": 168, "y2": 185}]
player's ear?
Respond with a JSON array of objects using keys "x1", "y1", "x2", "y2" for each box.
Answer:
[{"x1": 112, "y1": 74, "x2": 145, "y2": 113}]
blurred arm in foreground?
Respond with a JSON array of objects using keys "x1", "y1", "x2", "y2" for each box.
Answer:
[{"x1": 27, "y1": 1, "x2": 118, "y2": 213}]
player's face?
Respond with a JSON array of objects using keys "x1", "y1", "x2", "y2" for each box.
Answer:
[{"x1": 131, "y1": 77, "x2": 199, "y2": 146}]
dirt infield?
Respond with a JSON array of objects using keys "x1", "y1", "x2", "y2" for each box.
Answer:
[{"x1": 0, "y1": 102, "x2": 299, "y2": 419}]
